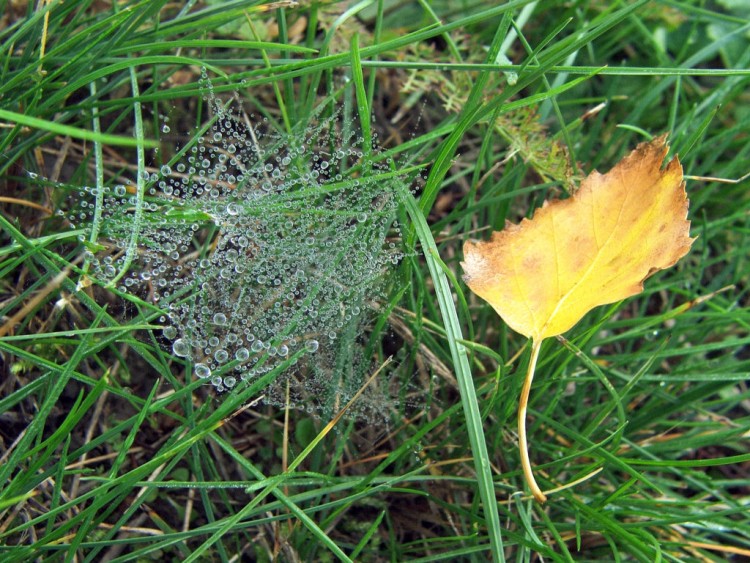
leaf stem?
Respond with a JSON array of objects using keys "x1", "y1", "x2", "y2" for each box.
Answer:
[{"x1": 519, "y1": 338, "x2": 547, "y2": 502}]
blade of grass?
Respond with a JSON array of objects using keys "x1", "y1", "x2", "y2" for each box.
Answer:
[
  {"x1": 401, "y1": 190, "x2": 505, "y2": 562},
  {"x1": 0, "y1": 107, "x2": 159, "y2": 149}
]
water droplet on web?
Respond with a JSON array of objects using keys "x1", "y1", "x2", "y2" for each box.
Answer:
[
  {"x1": 305, "y1": 340, "x2": 319, "y2": 353},
  {"x1": 213, "y1": 313, "x2": 227, "y2": 325},
  {"x1": 195, "y1": 363, "x2": 211, "y2": 378}
]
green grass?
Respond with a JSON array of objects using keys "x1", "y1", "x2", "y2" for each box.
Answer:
[{"x1": 2, "y1": 1, "x2": 750, "y2": 561}]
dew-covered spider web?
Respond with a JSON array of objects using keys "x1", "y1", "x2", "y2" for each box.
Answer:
[{"x1": 70, "y1": 83, "x2": 415, "y2": 421}]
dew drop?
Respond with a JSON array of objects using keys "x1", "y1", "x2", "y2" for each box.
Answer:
[{"x1": 195, "y1": 363, "x2": 211, "y2": 378}]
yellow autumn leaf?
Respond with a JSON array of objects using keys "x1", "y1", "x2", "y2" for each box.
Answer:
[
  {"x1": 462, "y1": 134, "x2": 694, "y2": 341},
  {"x1": 461, "y1": 135, "x2": 694, "y2": 502}
]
